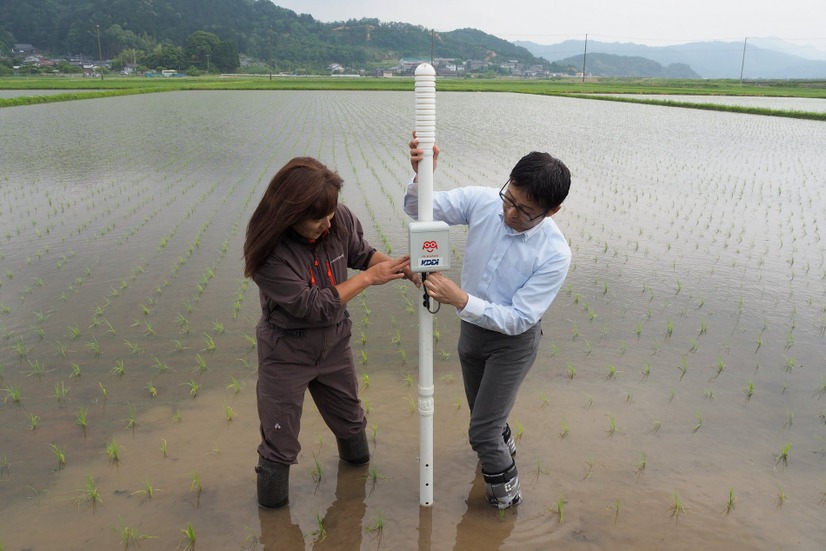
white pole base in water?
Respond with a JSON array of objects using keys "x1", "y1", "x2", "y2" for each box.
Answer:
[{"x1": 415, "y1": 62, "x2": 436, "y2": 507}]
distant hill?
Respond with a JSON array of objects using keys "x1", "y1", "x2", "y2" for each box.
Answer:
[
  {"x1": 516, "y1": 39, "x2": 826, "y2": 79},
  {"x1": 0, "y1": 0, "x2": 549, "y2": 73},
  {"x1": 555, "y1": 52, "x2": 699, "y2": 78}
]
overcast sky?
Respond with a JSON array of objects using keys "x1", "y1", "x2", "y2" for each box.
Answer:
[{"x1": 271, "y1": 0, "x2": 826, "y2": 51}]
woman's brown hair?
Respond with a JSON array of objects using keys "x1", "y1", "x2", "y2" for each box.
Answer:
[{"x1": 243, "y1": 157, "x2": 342, "y2": 278}]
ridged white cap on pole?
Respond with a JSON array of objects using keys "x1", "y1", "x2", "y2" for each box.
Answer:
[{"x1": 415, "y1": 62, "x2": 435, "y2": 507}]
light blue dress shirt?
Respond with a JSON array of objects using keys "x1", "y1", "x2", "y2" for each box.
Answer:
[{"x1": 404, "y1": 177, "x2": 571, "y2": 336}]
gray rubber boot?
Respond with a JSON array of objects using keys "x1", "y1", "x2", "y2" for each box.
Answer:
[
  {"x1": 483, "y1": 462, "x2": 522, "y2": 509},
  {"x1": 502, "y1": 424, "x2": 517, "y2": 456},
  {"x1": 336, "y1": 429, "x2": 370, "y2": 465},
  {"x1": 256, "y1": 456, "x2": 289, "y2": 508}
]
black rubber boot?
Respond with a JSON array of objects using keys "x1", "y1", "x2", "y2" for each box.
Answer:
[
  {"x1": 255, "y1": 456, "x2": 289, "y2": 508},
  {"x1": 483, "y1": 462, "x2": 522, "y2": 510},
  {"x1": 336, "y1": 429, "x2": 370, "y2": 465}
]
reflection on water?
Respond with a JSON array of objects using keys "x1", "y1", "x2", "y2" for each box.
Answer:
[{"x1": 1, "y1": 90, "x2": 825, "y2": 550}]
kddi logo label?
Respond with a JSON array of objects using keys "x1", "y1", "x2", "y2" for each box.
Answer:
[
  {"x1": 421, "y1": 240, "x2": 439, "y2": 253},
  {"x1": 420, "y1": 258, "x2": 441, "y2": 267}
]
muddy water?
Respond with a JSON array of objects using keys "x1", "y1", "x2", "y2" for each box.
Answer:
[{"x1": 1, "y1": 90, "x2": 825, "y2": 550}]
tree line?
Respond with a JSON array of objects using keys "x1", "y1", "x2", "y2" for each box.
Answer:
[{"x1": 0, "y1": 0, "x2": 553, "y2": 74}]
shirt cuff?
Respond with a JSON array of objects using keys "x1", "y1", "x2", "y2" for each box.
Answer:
[{"x1": 457, "y1": 293, "x2": 484, "y2": 322}]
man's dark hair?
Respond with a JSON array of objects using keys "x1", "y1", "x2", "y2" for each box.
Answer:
[{"x1": 509, "y1": 152, "x2": 570, "y2": 212}]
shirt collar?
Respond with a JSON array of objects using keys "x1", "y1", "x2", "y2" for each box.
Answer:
[{"x1": 499, "y1": 211, "x2": 545, "y2": 240}]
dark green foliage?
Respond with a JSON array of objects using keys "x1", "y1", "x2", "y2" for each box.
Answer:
[{"x1": 0, "y1": 0, "x2": 546, "y2": 74}]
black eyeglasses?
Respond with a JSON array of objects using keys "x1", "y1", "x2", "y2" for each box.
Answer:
[{"x1": 499, "y1": 180, "x2": 546, "y2": 222}]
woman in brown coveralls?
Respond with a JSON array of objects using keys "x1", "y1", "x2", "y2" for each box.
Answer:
[{"x1": 244, "y1": 157, "x2": 417, "y2": 508}]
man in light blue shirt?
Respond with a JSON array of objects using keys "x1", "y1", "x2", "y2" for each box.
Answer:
[{"x1": 405, "y1": 134, "x2": 571, "y2": 509}]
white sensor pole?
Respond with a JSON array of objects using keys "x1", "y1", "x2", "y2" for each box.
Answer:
[{"x1": 415, "y1": 62, "x2": 436, "y2": 507}]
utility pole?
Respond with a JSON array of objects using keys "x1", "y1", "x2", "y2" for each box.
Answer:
[
  {"x1": 96, "y1": 24, "x2": 104, "y2": 81},
  {"x1": 739, "y1": 37, "x2": 748, "y2": 84},
  {"x1": 269, "y1": 26, "x2": 273, "y2": 80},
  {"x1": 582, "y1": 33, "x2": 588, "y2": 83},
  {"x1": 206, "y1": 53, "x2": 210, "y2": 73}
]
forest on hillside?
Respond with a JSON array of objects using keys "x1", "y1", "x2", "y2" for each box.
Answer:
[{"x1": 0, "y1": 0, "x2": 560, "y2": 74}]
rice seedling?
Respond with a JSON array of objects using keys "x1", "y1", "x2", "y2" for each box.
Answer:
[
  {"x1": 3, "y1": 384, "x2": 21, "y2": 405},
  {"x1": 584, "y1": 393, "x2": 594, "y2": 410},
  {"x1": 84, "y1": 337, "x2": 101, "y2": 357},
  {"x1": 553, "y1": 496, "x2": 565, "y2": 523},
  {"x1": 712, "y1": 359, "x2": 726, "y2": 379},
  {"x1": 226, "y1": 375, "x2": 243, "y2": 394},
  {"x1": 28, "y1": 413, "x2": 40, "y2": 431},
  {"x1": 73, "y1": 473, "x2": 102, "y2": 512},
  {"x1": 361, "y1": 370, "x2": 370, "y2": 389},
  {"x1": 0, "y1": 455, "x2": 12, "y2": 478},
  {"x1": 814, "y1": 380, "x2": 826, "y2": 400},
  {"x1": 693, "y1": 412, "x2": 703, "y2": 433},
  {"x1": 116, "y1": 515, "x2": 155, "y2": 548},
  {"x1": 240, "y1": 332, "x2": 256, "y2": 349},
  {"x1": 27, "y1": 359, "x2": 45, "y2": 379},
  {"x1": 184, "y1": 379, "x2": 200, "y2": 398},
  {"x1": 180, "y1": 522, "x2": 196, "y2": 550},
  {"x1": 170, "y1": 339, "x2": 188, "y2": 353},
  {"x1": 777, "y1": 487, "x2": 787, "y2": 509},
  {"x1": 611, "y1": 498, "x2": 621, "y2": 524},
  {"x1": 357, "y1": 331, "x2": 367, "y2": 345},
  {"x1": 360, "y1": 349, "x2": 368, "y2": 366},
  {"x1": 190, "y1": 471, "x2": 202, "y2": 495},
  {"x1": 639, "y1": 363, "x2": 651, "y2": 381},
  {"x1": 131, "y1": 479, "x2": 158, "y2": 500},
  {"x1": 785, "y1": 357, "x2": 795, "y2": 373},
  {"x1": 582, "y1": 459, "x2": 594, "y2": 480},
  {"x1": 201, "y1": 333, "x2": 216, "y2": 352},
  {"x1": 194, "y1": 354, "x2": 208, "y2": 374},
  {"x1": 364, "y1": 511, "x2": 385, "y2": 539},
  {"x1": 399, "y1": 348, "x2": 407, "y2": 364},
  {"x1": 636, "y1": 453, "x2": 647, "y2": 479},
  {"x1": 70, "y1": 363, "x2": 82, "y2": 378},
  {"x1": 53, "y1": 338, "x2": 70, "y2": 358},
  {"x1": 440, "y1": 372, "x2": 454, "y2": 384},
  {"x1": 784, "y1": 409, "x2": 794, "y2": 429},
  {"x1": 527, "y1": 458, "x2": 549, "y2": 487},
  {"x1": 106, "y1": 438, "x2": 120, "y2": 464},
  {"x1": 161, "y1": 439, "x2": 168, "y2": 458},
  {"x1": 560, "y1": 417, "x2": 569, "y2": 439},
  {"x1": 744, "y1": 381, "x2": 755, "y2": 401},
  {"x1": 224, "y1": 402, "x2": 235, "y2": 422},
  {"x1": 124, "y1": 340, "x2": 144, "y2": 355},
  {"x1": 776, "y1": 443, "x2": 791, "y2": 468},
  {"x1": 75, "y1": 406, "x2": 88, "y2": 434},
  {"x1": 607, "y1": 415, "x2": 618, "y2": 437},
  {"x1": 310, "y1": 513, "x2": 326, "y2": 543},
  {"x1": 723, "y1": 488, "x2": 736, "y2": 516},
  {"x1": 699, "y1": 318, "x2": 708, "y2": 335},
  {"x1": 172, "y1": 408, "x2": 182, "y2": 423},
  {"x1": 604, "y1": 364, "x2": 619, "y2": 380},
  {"x1": 670, "y1": 494, "x2": 688, "y2": 523},
  {"x1": 404, "y1": 395, "x2": 416, "y2": 414},
  {"x1": 703, "y1": 388, "x2": 716, "y2": 400},
  {"x1": 53, "y1": 380, "x2": 70, "y2": 407},
  {"x1": 123, "y1": 402, "x2": 137, "y2": 431},
  {"x1": 310, "y1": 453, "x2": 323, "y2": 483},
  {"x1": 99, "y1": 382, "x2": 107, "y2": 404},
  {"x1": 540, "y1": 392, "x2": 550, "y2": 407},
  {"x1": 111, "y1": 359, "x2": 125, "y2": 377},
  {"x1": 176, "y1": 313, "x2": 190, "y2": 334},
  {"x1": 49, "y1": 443, "x2": 66, "y2": 470}
]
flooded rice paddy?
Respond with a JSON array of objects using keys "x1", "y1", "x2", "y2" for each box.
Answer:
[{"x1": 1, "y1": 90, "x2": 825, "y2": 550}]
